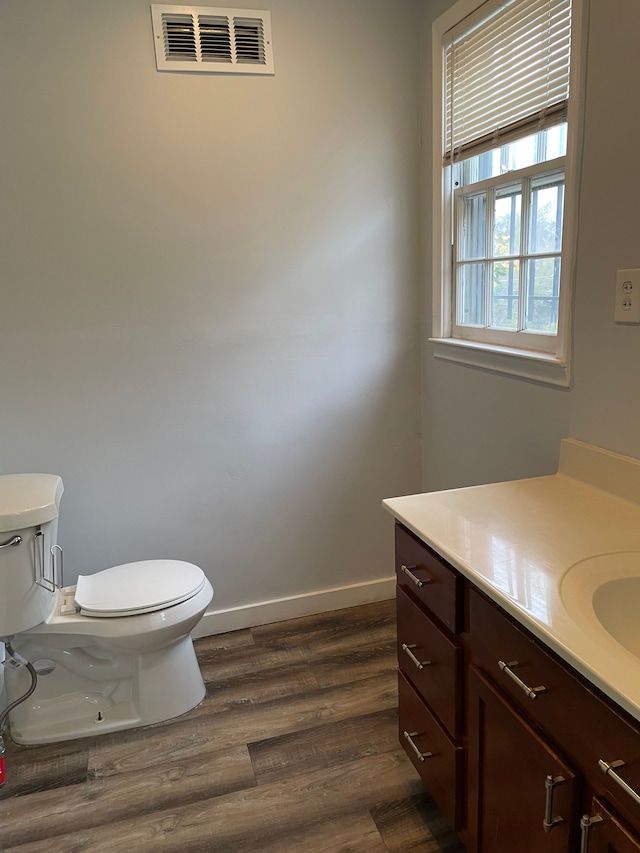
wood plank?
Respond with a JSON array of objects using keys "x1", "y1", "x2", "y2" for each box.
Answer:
[
  {"x1": 195, "y1": 601, "x2": 395, "y2": 689},
  {"x1": 4, "y1": 750, "x2": 424, "y2": 853},
  {"x1": 87, "y1": 670, "x2": 397, "y2": 777},
  {"x1": 197, "y1": 659, "x2": 320, "y2": 714},
  {"x1": 251, "y1": 599, "x2": 396, "y2": 653},
  {"x1": 0, "y1": 741, "x2": 88, "y2": 799},
  {"x1": 225, "y1": 810, "x2": 390, "y2": 853},
  {"x1": 0, "y1": 744, "x2": 256, "y2": 848},
  {"x1": 371, "y1": 793, "x2": 467, "y2": 853},
  {"x1": 249, "y1": 708, "x2": 399, "y2": 784},
  {"x1": 193, "y1": 628, "x2": 254, "y2": 652},
  {"x1": 199, "y1": 639, "x2": 396, "y2": 712},
  {"x1": 196, "y1": 639, "x2": 305, "y2": 683},
  {"x1": 310, "y1": 641, "x2": 398, "y2": 689}
]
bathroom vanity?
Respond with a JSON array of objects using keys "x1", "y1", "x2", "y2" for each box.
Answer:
[{"x1": 384, "y1": 439, "x2": 640, "y2": 853}]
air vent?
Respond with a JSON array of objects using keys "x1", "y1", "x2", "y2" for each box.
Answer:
[{"x1": 151, "y1": 5, "x2": 274, "y2": 74}]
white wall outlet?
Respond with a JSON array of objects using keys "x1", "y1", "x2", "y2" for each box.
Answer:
[{"x1": 615, "y1": 269, "x2": 640, "y2": 324}]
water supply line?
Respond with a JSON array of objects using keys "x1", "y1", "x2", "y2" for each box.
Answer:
[{"x1": 0, "y1": 641, "x2": 38, "y2": 787}]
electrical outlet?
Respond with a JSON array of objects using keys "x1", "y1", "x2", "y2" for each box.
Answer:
[{"x1": 615, "y1": 269, "x2": 640, "y2": 324}]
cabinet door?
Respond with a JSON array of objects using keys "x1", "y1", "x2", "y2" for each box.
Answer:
[
  {"x1": 467, "y1": 666, "x2": 580, "y2": 853},
  {"x1": 585, "y1": 798, "x2": 640, "y2": 852}
]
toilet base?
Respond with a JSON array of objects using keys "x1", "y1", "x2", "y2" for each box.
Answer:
[{"x1": 6, "y1": 636, "x2": 206, "y2": 745}]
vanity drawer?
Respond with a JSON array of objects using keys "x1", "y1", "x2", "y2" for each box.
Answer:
[
  {"x1": 468, "y1": 586, "x2": 571, "y2": 719},
  {"x1": 398, "y1": 670, "x2": 463, "y2": 830},
  {"x1": 397, "y1": 585, "x2": 462, "y2": 738},
  {"x1": 395, "y1": 524, "x2": 462, "y2": 633},
  {"x1": 468, "y1": 586, "x2": 640, "y2": 828}
]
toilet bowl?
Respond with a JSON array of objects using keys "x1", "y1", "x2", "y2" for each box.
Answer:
[{"x1": 0, "y1": 474, "x2": 213, "y2": 745}]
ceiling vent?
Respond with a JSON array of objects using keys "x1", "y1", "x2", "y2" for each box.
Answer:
[{"x1": 151, "y1": 5, "x2": 274, "y2": 74}]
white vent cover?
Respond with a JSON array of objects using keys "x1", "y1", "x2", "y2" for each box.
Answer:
[{"x1": 151, "y1": 5, "x2": 274, "y2": 74}]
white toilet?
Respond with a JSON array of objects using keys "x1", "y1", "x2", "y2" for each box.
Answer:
[{"x1": 0, "y1": 473, "x2": 213, "y2": 745}]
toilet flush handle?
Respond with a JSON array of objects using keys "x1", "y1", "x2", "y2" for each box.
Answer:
[{"x1": 0, "y1": 535, "x2": 21, "y2": 549}]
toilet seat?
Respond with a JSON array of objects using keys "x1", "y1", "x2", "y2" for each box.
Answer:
[{"x1": 74, "y1": 560, "x2": 206, "y2": 618}]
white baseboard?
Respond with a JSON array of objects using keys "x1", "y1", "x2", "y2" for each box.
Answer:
[{"x1": 191, "y1": 575, "x2": 396, "y2": 638}]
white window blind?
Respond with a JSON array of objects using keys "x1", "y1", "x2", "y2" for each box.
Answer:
[{"x1": 444, "y1": 0, "x2": 572, "y2": 163}]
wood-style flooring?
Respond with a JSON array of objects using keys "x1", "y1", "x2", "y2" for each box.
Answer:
[{"x1": 0, "y1": 599, "x2": 466, "y2": 852}]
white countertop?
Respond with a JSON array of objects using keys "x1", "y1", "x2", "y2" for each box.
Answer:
[{"x1": 383, "y1": 438, "x2": 640, "y2": 722}]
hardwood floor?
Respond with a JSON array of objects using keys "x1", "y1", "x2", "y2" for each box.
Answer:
[{"x1": 0, "y1": 600, "x2": 466, "y2": 853}]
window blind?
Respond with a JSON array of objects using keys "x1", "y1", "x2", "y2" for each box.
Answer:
[{"x1": 444, "y1": 0, "x2": 572, "y2": 163}]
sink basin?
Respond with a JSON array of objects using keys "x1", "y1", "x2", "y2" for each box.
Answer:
[
  {"x1": 592, "y1": 576, "x2": 640, "y2": 657},
  {"x1": 560, "y1": 552, "x2": 640, "y2": 658}
]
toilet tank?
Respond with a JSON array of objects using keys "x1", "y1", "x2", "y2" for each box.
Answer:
[{"x1": 0, "y1": 474, "x2": 64, "y2": 638}]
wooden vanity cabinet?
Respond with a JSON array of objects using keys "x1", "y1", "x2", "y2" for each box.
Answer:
[{"x1": 393, "y1": 522, "x2": 640, "y2": 853}]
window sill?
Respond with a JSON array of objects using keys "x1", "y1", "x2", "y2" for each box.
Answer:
[{"x1": 429, "y1": 337, "x2": 571, "y2": 388}]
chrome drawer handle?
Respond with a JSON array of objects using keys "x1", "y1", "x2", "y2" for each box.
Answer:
[
  {"x1": 400, "y1": 564, "x2": 432, "y2": 588},
  {"x1": 598, "y1": 759, "x2": 640, "y2": 806},
  {"x1": 498, "y1": 660, "x2": 546, "y2": 699},
  {"x1": 403, "y1": 730, "x2": 433, "y2": 763},
  {"x1": 402, "y1": 643, "x2": 431, "y2": 670},
  {"x1": 543, "y1": 774, "x2": 566, "y2": 832},
  {"x1": 580, "y1": 814, "x2": 603, "y2": 853}
]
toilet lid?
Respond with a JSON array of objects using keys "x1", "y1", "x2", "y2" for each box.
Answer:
[{"x1": 74, "y1": 560, "x2": 206, "y2": 617}]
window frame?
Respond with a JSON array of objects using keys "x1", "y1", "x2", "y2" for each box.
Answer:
[
  {"x1": 430, "y1": 0, "x2": 588, "y2": 388},
  {"x1": 453, "y1": 158, "x2": 565, "y2": 342}
]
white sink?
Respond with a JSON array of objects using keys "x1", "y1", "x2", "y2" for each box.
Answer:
[
  {"x1": 592, "y1": 575, "x2": 640, "y2": 657},
  {"x1": 560, "y1": 552, "x2": 640, "y2": 659}
]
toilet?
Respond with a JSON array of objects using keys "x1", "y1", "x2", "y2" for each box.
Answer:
[{"x1": 0, "y1": 473, "x2": 213, "y2": 745}]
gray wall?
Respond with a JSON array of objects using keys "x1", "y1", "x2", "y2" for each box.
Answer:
[
  {"x1": 568, "y1": 0, "x2": 640, "y2": 458},
  {"x1": 0, "y1": 0, "x2": 423, "y2": 609},
  {"x1": 420, "y1": 0, "x2": 640, "y2": 493}
]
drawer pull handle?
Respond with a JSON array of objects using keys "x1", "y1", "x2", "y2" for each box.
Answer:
[
  {"x1": 402, "y1": 643, "x2": 431, "y2": 670},
  {"x1": 401, "y1": 565, "x2": 432, "y2": 588},
  {"x1": 579, "y1": 814, "x2": 603, "y2": 853},
  {"x1": 598, "y1": 759, "x2": 640, "y2": 806},
  {"x1": 403, "y1": 730, "x2": 433, "y2": 763},
  {"x1": 498, "y1": 660, "x2": 546, "y2": 699},
  {"x1": 543, "y1": 774, "x2": 566, "y2": 833}
]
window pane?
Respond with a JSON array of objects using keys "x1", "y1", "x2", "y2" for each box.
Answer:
[
  {"x1": 457, "y1": 263, "x2": 484, "y2": 326},
  {"x1": 454, "y1": 124, "x2": 568, "y2": 188},
  {"x1": 493, "y1": 184, "x2": 521, "y2": 257},
  {"x1": 491, "y1": 260, "x2": 520, "y2": 330},
  {"x1": 545, "y1": 124, "x2": 567, "y2": 160},
  {"x1": 529, "y1": 174, "x2": 564, "y2": 254},
  {"x1": 502, "y1": 136, "x2": 536, "y2": 173},
  {"x1": 461, "y1": 193, "x2": 486, "y2": 260},
  {"x1": 525, "y1": 258, "x2": 560, "y2": 334}
]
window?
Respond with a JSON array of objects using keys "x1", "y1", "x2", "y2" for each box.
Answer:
[{"x1": 431, "y1": 0, "x2": 586, "y2": 386}]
